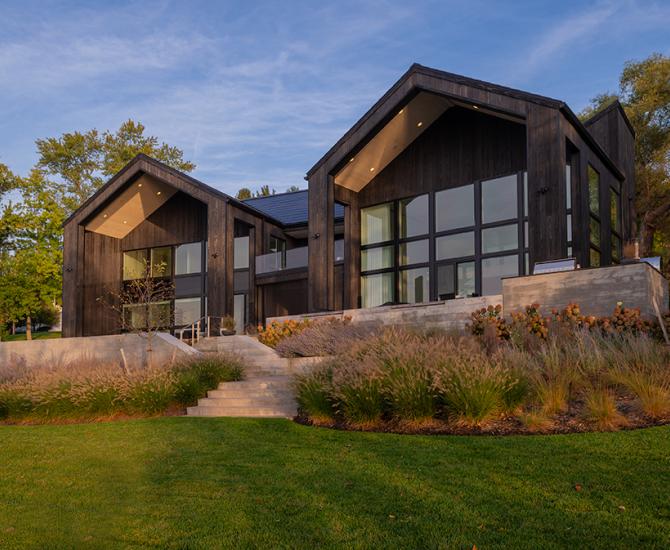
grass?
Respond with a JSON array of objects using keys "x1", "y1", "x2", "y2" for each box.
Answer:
[
  {"x1": 1, "y1": 331, "x2": 61, "y2": 342},
  {"x1": 0, "y1": 419, "x2": 668, "y2": 549}
]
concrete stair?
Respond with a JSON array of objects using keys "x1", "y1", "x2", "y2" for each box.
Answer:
[{"x1": 186, "y1": 336, "x2": 297, "y2": 418}]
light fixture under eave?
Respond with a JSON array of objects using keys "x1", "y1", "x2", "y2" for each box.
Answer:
[
  {"x1": 138, "y1": 183, "x2": 143, "y2": 188},
  {"x1": 473, "y1": 105, "x2": 479, "y2": 110},
  {"x1": 369, "y1": 167, "x2": 375, "y2": 172},
  {"x1": 103, "y1": 214, "x2": 108, "y2": 218},
  {"x1": 398, "y1": 108, "x2": 404, "y2": 114},
  {"x1": 123, "y1": 220, "x2": 128, "y2": 224},
  {"x1": 349, "y1": 157, "x2": 355, "y2": 163},
  {"x1": 156, "y1": 191, "x2": 162, "y2": 196},
  {"x1": 417, "y1": 121, "x2": 423, "y2": 128}
]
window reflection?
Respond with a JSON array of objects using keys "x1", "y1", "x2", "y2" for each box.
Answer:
[
  {"x1": 435, "y1": 185, "x2": 474, "y2": 232},
  {"x1": 482, "y1": 175, "x2": 517, "y2": 223},
  {"x1": 399, "y1": 195, "x2": 428, "y2": 238}
]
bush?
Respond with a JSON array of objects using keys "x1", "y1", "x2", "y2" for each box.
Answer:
[
  {"x1": 275, "y1": 317, "x2": 378, "y2": 358},
  {"x1": 294, "y1": 367, "x2": 335, "y2": 424},
  {"x1": 0, "y1": 353, "x2": 245, "y2": 422},
  {"x1": 173, "y1": 354, "x2": 245, "y2": 405},
  {"x1": 257, "y1": 319, "x2": 312, "y2": 348},
  {"x1": 582, "y1": 386, "x2": 626, "y2": 430},
  {"x1": 435, "y1": 357, "x2": 516, "y2": 426}
]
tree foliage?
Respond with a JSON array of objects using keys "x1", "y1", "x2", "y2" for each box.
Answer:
[
  {"x1": 581, "y1": 53, "x2": 670, "y2": 259},
  {"x1": 36, "y1": 119, "x2": 195, "y2": 211},
  {"x1": 1, "y1": 120, "x2": 193, "y2": 338}
]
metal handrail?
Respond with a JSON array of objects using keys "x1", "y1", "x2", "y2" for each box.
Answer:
[{"x1": 175, "y1": 315, "x2": 232, "y2": 343}]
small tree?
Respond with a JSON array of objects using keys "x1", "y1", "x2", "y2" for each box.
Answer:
[{"x1": 98, "y1": 260, "x2": 174, "y2": 367}]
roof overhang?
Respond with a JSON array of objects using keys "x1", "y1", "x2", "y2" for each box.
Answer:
[{"x1": 84, "y1": 174, "x2": 177, "y2": 238}]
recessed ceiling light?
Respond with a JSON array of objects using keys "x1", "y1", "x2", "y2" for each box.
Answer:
[
  {"x1": 398, "y1": 108, "x2": 404, "y2": 114},
  {"x1": 349, "y1": 157, "x2": 355, "y2": 163},
  {"x1": 369, "y1": 167, "x2": 375, "y2": 172},
  {"x1": 417, "y1": 121, "x2": 423, "y2": 128},
  {"x1": 103, "y1": 214, "x2": 108, "y2": 218},
  {"x1": 473, "y1": 105, "x2": 479, "y2": 110},
  {"x1": 123, "y1": 220, "x2": 128, "y2": 224},
  {"x1": 156, "y1": 191, "x2": 162, "y2": 196},
  {"x1": 138, "y1": 183, "x2": 143, "y2": 188}
]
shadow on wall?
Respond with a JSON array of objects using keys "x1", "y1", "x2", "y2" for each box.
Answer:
[{"x1": 0, "y1": 333, "x2": 197, "y2": 371}]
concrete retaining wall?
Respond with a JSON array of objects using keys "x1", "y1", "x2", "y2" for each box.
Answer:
[
  {"x1": 268, "y1": 295, "x2": 501, "y2": 330},
  {"x1": 0, "y1": 332, "x2": 198, "y2": 369},
  {"x1": 503, "y1": 262, "x2": 668, "y2": 320}
]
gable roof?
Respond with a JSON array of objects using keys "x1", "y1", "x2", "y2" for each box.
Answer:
[
  {"x1": 583, "y1": 99, "x2": 636, "y2": 138},
  {"x1": 306, "y1": 63, "x2": 624, "y2": 181},
  {"x1": 64, "y1": 154, "x2": 284, "y2": 227},
  {"x1": 243, "y1": 189, "x2": 344, "y2": 227}
]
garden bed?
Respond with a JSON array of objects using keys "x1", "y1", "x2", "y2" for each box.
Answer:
[{"x1": 278, "y1": 304, "x2": 670, "y2": 436}]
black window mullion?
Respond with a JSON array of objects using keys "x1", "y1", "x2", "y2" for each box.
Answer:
[{"x1": 474, "y1": 180, "x2": 482, "y2": 296}]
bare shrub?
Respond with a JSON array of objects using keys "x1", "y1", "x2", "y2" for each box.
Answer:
[{"x1": 275, "y1": 318, "x2": 379, "y2": 358}]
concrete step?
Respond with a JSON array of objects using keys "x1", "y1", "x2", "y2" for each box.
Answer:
[
  {"x1": 197, "y1": 396, "x2": 295, "y2": 407},
  {"x1": 207, "y1": 388, "x2": 294, "y2": 399},
  {"x1": 186, "y1": 405, "x2": 296, "y2": 418}
]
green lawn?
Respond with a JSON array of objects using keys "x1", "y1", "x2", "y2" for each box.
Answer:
[
  {"x1": 1, "y1": 331, "x2": 61, "y2": 342},
  {"x1": 0, "y1": 419, "x2": 668, "y2": 549}
]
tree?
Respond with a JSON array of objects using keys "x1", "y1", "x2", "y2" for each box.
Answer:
[
  {"x1": 581, "y1": 53, "x2": 670, "y2": 259},
  {"x1": 98, "y1": 260, "x2": 174, "y2": 367},
  {"x1": 0, "y1": 171, "x2": 64, "y2": 340},
  {"x1": 255, "y1": 185, "x2": 275, "y2": 197},
  {"x1": 286, "y1": 185, "x2": 301, "y2": 193},
  {"x1": 36, "y1": 119, "x2": 195, "y2": 212},
  {"x1": 236, "y1": 187, "x2": 252, "y2": 200}
]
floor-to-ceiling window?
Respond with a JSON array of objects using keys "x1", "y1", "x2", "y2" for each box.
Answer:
[
  {"x1": 610, "y1": 182, "x2": 622, "y2": 263},
  {"x1": 360, "y1": 170, "x2": 526, "y2": 306},
  {"x1": 122, "y1": 241, "x2": 206, "y2": 330}
]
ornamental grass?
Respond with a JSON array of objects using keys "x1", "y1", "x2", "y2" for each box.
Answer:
[{"x1": 0, "y1": 353, "x2": 244, "y2": 422}]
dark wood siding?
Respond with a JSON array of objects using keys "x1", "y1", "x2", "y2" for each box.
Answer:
[
  {"x1": 358, "y1": 107, "x2": 526, "y2": 207},
  {"x1": 82, "y1": 231, "x2": 122, "y2": 336},
  {"x1": 121, "y1": 192, "x2": 207, "y2": 251}
]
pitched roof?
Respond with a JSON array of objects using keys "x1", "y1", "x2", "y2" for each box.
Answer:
[
  {"x1": 306, "y1": 63, "x2": 624, "y2": 181},
  {"x1": 243, "y1": 189, "x2": 344, "y2": 226}
]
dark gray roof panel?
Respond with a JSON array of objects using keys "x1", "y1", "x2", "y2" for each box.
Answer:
[{"x1": 243, "y1": 190, "x2": 344, "y2": 226}]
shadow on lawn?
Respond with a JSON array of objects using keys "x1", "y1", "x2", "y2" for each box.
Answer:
[{"x1": 136, "y1": 419, "x2": 669, "y2": 549}]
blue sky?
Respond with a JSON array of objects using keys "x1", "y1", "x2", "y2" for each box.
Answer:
[{"x1": 1, "y1": 0, "x2": 669, "y2": 196}]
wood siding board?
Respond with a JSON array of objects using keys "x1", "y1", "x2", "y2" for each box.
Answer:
[{"x1": 527, "y1": 105, "x2": 566, "y2": 262}]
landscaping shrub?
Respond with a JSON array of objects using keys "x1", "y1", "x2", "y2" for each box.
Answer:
[
  {"x1": 582, "y1": 386, "x2": 626, "y2": 430},
  {"x1": 294, "y1": 366, "x2": 335, "y2": 424},
  {"x1": 0, "y1": 353, "x2": 245, "y2": 422},
  {"x1": 275, "y1": 317, "x2": 378, "y2": 357},
  {"x1": 257, "y1": 319, "x2": 312, "y2": 348},
  {"x1": 435, "y1": 357, "x2": 519, "y2": 426}
]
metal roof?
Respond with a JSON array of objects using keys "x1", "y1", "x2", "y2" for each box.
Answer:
[{"x1": 243, "y1": 189, "x2": 344, "y2": 226}]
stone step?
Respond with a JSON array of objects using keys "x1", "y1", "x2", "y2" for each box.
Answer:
[
  {"x1": 186, "y1": 405, "x2": 296, "y2": 418},
  {"x1": 198, "y1": 396, "x2": 295, "y2": 407},
  {"x1": 218, "y1": 378, "x2": 292, "y2": 390},
  {"x1": 207, "y1": 388, "x2": 294, "y2": 399}
]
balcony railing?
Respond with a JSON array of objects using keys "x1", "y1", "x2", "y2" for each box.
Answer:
[{"x1": 256, "y1": 239, "x2": 344, "y2": 275}]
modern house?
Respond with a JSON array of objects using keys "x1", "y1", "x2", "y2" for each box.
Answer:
[{"x1": 61, "y1": 64, "x2": 635, "y2": 337}]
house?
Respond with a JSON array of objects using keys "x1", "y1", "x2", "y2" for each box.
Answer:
[{"x1": 61, "y1": 64, "x2": 635, "y2": 337}]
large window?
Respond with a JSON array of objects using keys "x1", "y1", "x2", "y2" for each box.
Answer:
[
  {"x1": 361, "y1": 203, "x2": 393, "y2": 245},
  {"x1": 122, "y1": 242, "x2": 205, "y2": 330},
  {"x1": 360, "y1": 171, "x2": 525, "y2": 306},
  {"x1": 175, "y1": 242, "x2": 202, "y2": 275}
]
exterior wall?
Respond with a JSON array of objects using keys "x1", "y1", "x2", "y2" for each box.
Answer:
[
  {"x1": 358, "y1": 107, "x2": 526, "y2": 207},
  {"x1": 269, "y1": 294, "x2": 501, "y2": 331},
  {"x1": 0, "y1": 332, "x2": 197, "y2": 370},
  {"x1": 503, "y1": 263, "x2": 668, "y2": 320}
]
